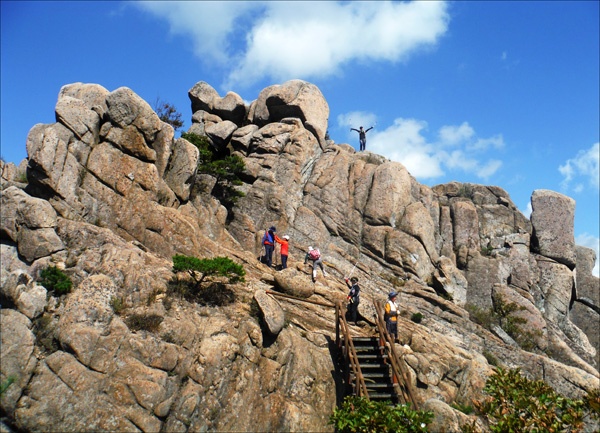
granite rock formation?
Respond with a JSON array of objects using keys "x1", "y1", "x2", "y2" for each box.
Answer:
[{"x1": 1, "y1": 80, "x2": 598, "y2": 432}]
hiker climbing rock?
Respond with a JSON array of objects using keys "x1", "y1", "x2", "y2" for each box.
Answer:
[
  {"x1": 304, "y1": 246, "x2": 326, "y2": 282},
  {"x1": 275, "y1": 234, "x2": 290, "y2": 270},
  {"x1": 385, "y1": 291, "x2": 400, "y2": 343},
  {"x1": 345, "y1": 276, "x2": 360, "y2": 325},
  {"x1": 262, "y1": 226, "x2": 277, "y2": 267},
  {"x1": 350, "y1": 125, "x2": 373, "y2": 151}
]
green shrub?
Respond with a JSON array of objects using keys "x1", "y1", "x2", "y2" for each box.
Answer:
[
  {"x1": 471, "y1": 367, "x2": 597, "y2": 432},
  {"x1": 125, "y1": 313, "x2": 163, "y2": 333},
  {"x1": 466, "y1": 297, "x2": 541, "y2": 352},
  {"x1": 0, "y1": 375, "x2": 17, "y2": 395},
  {"x1": 411, "y1": 312, "x2": 423, "y2": 323},
  {"x1": 329, "y1": 396, "x2": 434, "y2": 433},
  {"x1": 110, "y1": 296, "x2": 125, "y2": 314},
  {"x1": 482, "y1": 350, "x2": 499, "y2": 367},
  {"x1": 32, "y1": 314, "x2": 59, "y2": 354},
  {"x1": 173, "y1": 255, "x2": 245, "y2": 288},
  {"x1": 171, "y1": 255, "x2": 244, "y2": 306},
  {"x1": 39, "y1": 266, "x2": 72, "y2": 295},
  {"x1": 451, "y1": 402, "x2": 474, "y2": 415},
  {"x1": 181, "y1": 132, "x2": 246, "y2": 209}
]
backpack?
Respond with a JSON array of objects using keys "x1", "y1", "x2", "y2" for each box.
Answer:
[{"x1": 308, "y1": 249, "x2": 320, "y2": 260}]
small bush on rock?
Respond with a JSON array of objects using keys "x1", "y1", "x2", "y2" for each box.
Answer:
[
  {"x1": 171, "y1": 255, "x2": 244, "y2": 306},
  {"x1": 411, "y1": 312, "x2": 423, "y2": 323},
  {"x1": 39, "y1": 266, "x2": 72, "y2": 295},
  {"x1": 181, "y1": 132, "x2": 246, "y2": 210},
  {"x1": 469, "y1": 367, "x2": 598, "y2": 433},
  {"x1": 125, "y1": 313, "x2": 163, "y2": 333},
  {"x1": 329, "y1": 396, "x2": 433, "y2": 433}
]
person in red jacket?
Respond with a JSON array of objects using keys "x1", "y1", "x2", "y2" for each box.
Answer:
[{"x1": 275, "y1": 234, "x2": 290, "y2": 269}]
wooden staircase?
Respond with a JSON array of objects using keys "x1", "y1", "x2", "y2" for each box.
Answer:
[
  {"x1": 335, "y1": 300, "x2": 419, "y2": 409},
  {"x1": 346, "y1": 336, "x2": 398, "y2": 403}
]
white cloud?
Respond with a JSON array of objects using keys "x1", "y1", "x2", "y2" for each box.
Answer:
[
  {"x1": 134, "y1": 1, "x2": 450, "y2": 89},
  {"x1": 438, "y1": 122, "x2": 475, "y2": 146},
  {"x1": 576, "y1": 233, "x2": 600, "y2": 277},
  {"x1": 559, "y1": 142, "x2": 600, "y2": 191},
  {"x1": 134, "y1": 1, "x2": 261, "y2": 65},
  {"x1": 350, "y1": 116, "x2": 504, "y2": 181}
]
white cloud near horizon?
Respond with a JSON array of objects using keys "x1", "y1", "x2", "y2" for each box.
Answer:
[
  {"x1": 559, "y1": 142, "x2": 600, "y2": 192},
  {"x1": 134, "y1": 1, "x2": 450, "y2": 89},
  {"x1": 340, "y1": 116, "x2": 505, "y2": 180}
]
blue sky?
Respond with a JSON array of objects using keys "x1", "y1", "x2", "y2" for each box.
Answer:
[{"x1": 1, "y1": 1, "x2": 598, "y2": 275}]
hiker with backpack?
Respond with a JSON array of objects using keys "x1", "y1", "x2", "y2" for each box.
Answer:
[
  {"x1": 304, "y1": 246, "x2": 326, "y2": 282},
  {"x1": 262, "y1": 226, "x2": 277, "y2": 268},
  {"x1": 345, "y1": 276, "x2": 360, "y2": 325},
  {"x1": 385, "y1": 291, "x2": 400, "y2": 343},
  {"x1": 274, "y1": 234, "x2": 290, "y2": 270},
  {"x1": 350, "y1": 125, "x2": 373, "y2": 151}
]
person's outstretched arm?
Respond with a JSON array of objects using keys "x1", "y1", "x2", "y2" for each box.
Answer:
[
  {"x1": 350, "y1": 128, "x2": 359, "y2": 133},
  {"x1": 365, "y1": 126, "x2": 373, "y2": 132}
]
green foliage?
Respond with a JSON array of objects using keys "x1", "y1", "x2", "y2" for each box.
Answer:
[
  {"x1": 154, "y1": 98, "x2": 184, "y2": 131},
  {"x1": 39, "y1": 266, "x2": 72, "y2": 295},
  {"x1": 181, "y1": 132, "x2": 246, "y2": 209},
  {"x1": 125, "y1": 313, "x2": 163, "y2": 333},
  {"x1": 411, "y1": 312, "x2": 423, "y2": 324},
  {"x1": 16, "y1": 171, "x2": 28, "y2": 183},
  {"x1": 451, "y1": 402, "x2": 474, "y2": 415},
  {"x1": 110, "y1": 296, "x2": 125, "y2": 314},
  {"x1": 329, "y1": 396, "x2": 434, "y2": 433},
  {"x1": 32, "y1": 314, "x2": 59, "y2": 354},
  {"x1": 472, "y1": 367, "x2": 596, "y2": 433},
  {"x1": 466, "y1": 296, "x2": 541, "y2": 352},
  {"x1": 171, "y1": 255, "x2": 244, "y2": 306},
  {"x1": 482, "y1": 350, "x2": 499, "y2": 367},
  {"x1": 0, "y1": 375, "x2": 17, "y2": 395}
]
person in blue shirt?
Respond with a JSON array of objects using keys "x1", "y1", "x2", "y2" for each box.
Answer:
[{"x1": 262, "y1": 226, "x2": 276, "y2": 267}]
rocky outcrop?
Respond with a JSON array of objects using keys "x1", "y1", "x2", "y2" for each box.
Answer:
[{"x1": 1, "y1": 79, "x2": 598, "y2": 433}]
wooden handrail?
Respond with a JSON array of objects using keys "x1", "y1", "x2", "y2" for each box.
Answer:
[
  {"x1": 336, "y1": 301, "x2": 369, "y2": 399},
  {"x1": 373, "y1": 299, "x2": 419, "y2": 409}
]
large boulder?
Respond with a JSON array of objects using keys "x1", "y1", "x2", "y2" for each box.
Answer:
[
  {"x1": 0, "y1": 186, "x2": 64, "y2": 262},
  {"x1": 531, "y1": 189, "x2": 576, "y2": 269}
]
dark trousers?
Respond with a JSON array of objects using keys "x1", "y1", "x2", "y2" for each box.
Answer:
[
  {"x1": 387, "y1": 320, "x2": 398, "y2": 340},
  {"x1": 265, "y1": 244, "x2": 274, "y2": 267},
  {"x1": 360, "y1": 138, "x2": 366, "y2": 151},
  {"x1": 348, "y1": 300, "x2": 359, "y2": 324},
  {"x1": 281, "y1": 255, "x2": 288, "y2": 269}
]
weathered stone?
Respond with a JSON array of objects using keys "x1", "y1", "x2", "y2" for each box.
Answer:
[
  {"x1": 531, "y1": 189, "x2": 576, "y2": 269},
  {"x1": 106, "y1": 87, "x2": 161, "y2": 142},
  {"x1": 55, "y1": 95, "x2": 101, "y2": 145},
  {"x1": 163, "y1": 137, "x2": 199, "y2": 202},
  {"x1": 273, "y1": 268, "x2": 315, "y2": 299},
  {"x1": 0, "y1": 309, "x2": 37, "y2": 415},
  {"x1": 254, "y1": 289, "x2": 286, "y2": 335},
  {"x1": 0, "y1": 271, "x2": 47, "y2": 319},
  {"x1": 2, "y1": 79, "x2": 599, "y2": 433},
  {"x1": 213, "y1": 91, "x2": 246, "y2": 126},
  {"x1": 205, "y1": 120, "x2": 238, "y2": 150}
]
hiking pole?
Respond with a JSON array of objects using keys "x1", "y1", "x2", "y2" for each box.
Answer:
[{"x1": 346, "y1": 253, "x2": 361, "y2": 279}]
